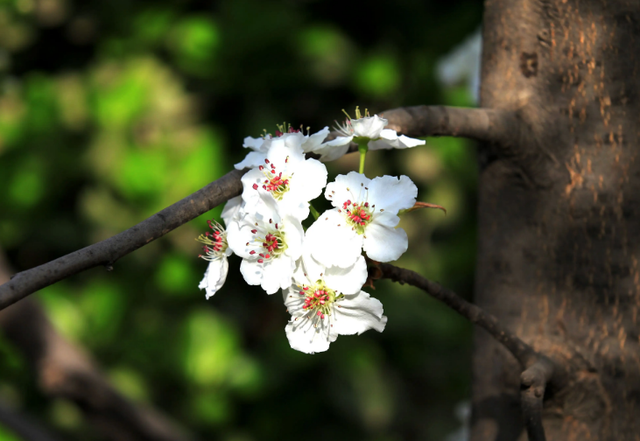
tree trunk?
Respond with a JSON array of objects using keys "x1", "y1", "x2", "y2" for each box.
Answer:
[{"x1": 473, "y1": 0, "x2": 640, "y2": 440}]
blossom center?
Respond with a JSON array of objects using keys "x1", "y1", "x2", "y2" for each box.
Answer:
[
  {"x1": 342, "y1": 200, "x2": 373, "y2": 234},
  {"x1": 249, "y1": 222, "x2": 287, "y2": 264},
  {"x1": 253, "y1": 159, "x2": 291, "y2": 200},
  {"x1": 300, "y1": 282, "x2": 336, "y2": 320},
  {"x1": 197, "y1": 220, "x2": 228, "y2": 260}
]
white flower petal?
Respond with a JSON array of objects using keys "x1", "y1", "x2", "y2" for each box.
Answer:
[
  {"x1": 351, "y1": 115, "x2": 388, "y2": 139},
  {"x1": 221, "y1": 196, "x2": 243, "y2": 227},
  {"x1": 372, "y1": 211, "x2": 401, "y2": 228},
  {"x1": 314, "y1": 135, "x2": 353, "y2": 162},
  {"x1": 284, "y1": 319, "x2": 331, "y2": 354},
  {"x1": 363, "y1": 222, "x2": 408, "y2": 262},
  {"x1": 323, "y1": 255, "x2": 368, "y2": 295},
  {"x1": 288, "y1": 157, "x2": 327, "y2": 204},
  {"x1": 243, "y1": 135, "x2": 268, "y2": 152},
  {"x1": 324, "y1": 172, "x2": 371, "y2": 209},
  {"x1": 368, "y1": 175, "x2": 417, "y2": 213},
  {"x1": 199, "y1": 258, "x2": 229, "y2": 299},
  {"x1": 260, "y1": 256, "x2": 294, "y2": 294},
  {"x1": 368, "y1": 129, "x2": 425, "y2": 150},
  {"x1": 240, "y1": 258, "x2": 264, "y2": 287},
  {"x1": 235, "y1": 151, "x2": 268, "y2": 170},
  {"x1": 302, "y1": 126, "x2": 330, "y2": 152},
  {"x1": 282, "y1": 215, "x2": 304, "y2": 261},
  {"x1": 331, "y1": 290, "x2": 387, "y2": 336},
  {"x1": 306, "y1": 210, "x2": 363, "y2": 268}
]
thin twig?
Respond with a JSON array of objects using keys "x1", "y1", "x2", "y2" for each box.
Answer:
[
  {"x1": 376, "y1": 262, "x2": 537, "y2": 367},
  {"x1": 0, "y1": 169, "x2": 244, "y2": 311},
  {"x1": 376, "y1": 263, "x2": 556, "y2": 441}
]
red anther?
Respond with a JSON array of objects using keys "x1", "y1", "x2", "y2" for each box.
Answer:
[
  {"x1": 264, "y1": 254, "x2": 271, "y2": 259},
  {"x1": 275, "y1": 223, "x2": 278, "y2": 229},
  {"x1": 251, "y1": 229, "x2": 257, "y2": 234},
  {"x1": 250, "y1": 250, "x2": 256, "y2": 255},
  {"x1": 364, "y1": 202, "x2": 369, "y2": 207},
  {"x1": 265, "y1": 159, "x2": 270, "y2": 164},
  {"x1": 258, "y1": 259, "x2": 264, "y2": 263},
  {"x1": 253, "y1": 183, "x2": 258, "y2": 190},
  {"x1": 259, "y1": 165, "x2": 264, "y2": 170},
  {"x1": 259, "y1": 253, "x2": 264, "y2": 257}
]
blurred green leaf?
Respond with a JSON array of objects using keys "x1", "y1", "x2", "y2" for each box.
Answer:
[
  {"x1": 354, "y1": 53, "x2": 401, "y2": 98},
  {"x1": 168, "y1": 16, "x2": 220, "y2": 76},
  {"x1": 108, "y1": 367, "x2": 150, "y2": 402},
  {"x1": 79, "y1": 279, "x2": 124, "y2": 342},
  {"x1": 155, "y1": 254, "x2": 197, "y2": 295},
  {"x1": 181, "y1": 310, "x2": 240, "y2": 387},
  {"x1": 8, "y1": 160, "x2": 43, "y2": 208}
]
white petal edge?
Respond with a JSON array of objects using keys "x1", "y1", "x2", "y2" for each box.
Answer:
[
  {"x1": 306, "y1": 210, "x2": 363, "y2": 268},
  {"x1": 331, "y1": 290, "x2": 387, "y2": 336},
  {"x1": 199, "y1": 258, "x2": 229, "y2": 299},
  {"x1": 363, "y1": 222, "x2": 408, "y2": 262},
  {"x1": 324, "y1": 172, "x2": 371, "y2": 209},
  {"x1": 368, "y1": 129, "x2": 425, "y2": 150},
  {"x1": 368, "y1": 175, "x2": 417, "y2": 214}
]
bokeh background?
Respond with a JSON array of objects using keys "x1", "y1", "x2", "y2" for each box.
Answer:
[{"x1": 0, "y1": 0, "x2": 483, "y2": 440}]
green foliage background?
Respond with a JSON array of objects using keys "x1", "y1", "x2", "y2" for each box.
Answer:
[{"x1": 0, "y1": 0, "x2": 482, "y2": 439}]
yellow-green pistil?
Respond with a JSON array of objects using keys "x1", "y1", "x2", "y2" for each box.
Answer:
[
  {"x1": 342, "y1": 199, "x2": 373, "y2": 235},
  {"x1": 299, "y1": 281, "x2": 342, "y2": 320},
  {"x1": 249, "y1": 226, "x2": 287, "y2": 263},
  {"x1": 253, "y1": 158, "x2": 291, "y2": 200}
]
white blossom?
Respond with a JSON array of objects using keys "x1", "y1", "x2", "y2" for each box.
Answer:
[
  {"x1": 306, "y1": 172, "x2": 417, "y2": 268},
  {"x1": 227, "y1": 195, "x2": 303, "y2": 294},
  {"x1": 197, "y1": 220, "x2": 233, "y2": 299},
  {"x1": 329, "y1": 108, "x2": 425, "y2": 151},
  {"x1": 283, "y1": 254, "x2": 386, "y2": 354},
  {"x1": 241, "y1": 133, "x2": 327, "y2": 221},
  {"x1": 234, "y1": 126, "x2": 330, "y2": 170}
]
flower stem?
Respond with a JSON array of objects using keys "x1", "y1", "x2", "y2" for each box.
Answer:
[
  {"x1": 358, "y1": 141, "x2": 369, "y2": 174},
  {"x1": 309, "y1": 203, "x2": 320, "y2": 220}
]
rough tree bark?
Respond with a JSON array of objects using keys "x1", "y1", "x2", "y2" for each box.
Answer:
[{"x1": 472, "y1": 1, "x2": 640, "y2": 440}]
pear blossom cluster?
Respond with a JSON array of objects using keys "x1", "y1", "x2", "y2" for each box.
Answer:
[{"x1": 197, "y1": 111, "x2": 429, "y2": 354}]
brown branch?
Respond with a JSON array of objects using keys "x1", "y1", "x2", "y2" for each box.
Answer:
[
  {"x1": 380, "y1": 105, "x2": 521, "y2": 146},
  {"x1": 0, "y1": 169, "x2": 245, "y2": 311},
  {"x1": 0, "y1": 249, "x2": 197, "y2": 441},
  {"x1": 0, "y1": 105, "x2": 517, "y2": 310},
  {"x1": 376, "y1": 263, "x2": 558, "y2": 441}
]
